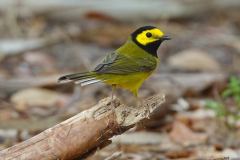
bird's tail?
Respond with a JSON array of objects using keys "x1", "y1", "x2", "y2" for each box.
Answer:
[{"x1": 58, "y1": 72, "x2": 101, "y2": 86}]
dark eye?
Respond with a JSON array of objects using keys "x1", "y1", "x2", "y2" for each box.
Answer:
[{"x1": 146, "y1": 32, "x2": 152, "y2": 38}]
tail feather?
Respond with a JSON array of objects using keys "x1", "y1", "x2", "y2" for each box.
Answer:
[
  {"x1": 58, "y1": 72, "x2": 91, "y2": 82},
  {"x1": 81, "y1": 79, "x2": 101, "y2": 86},
  {"x1": 75, "y1": 77, "x2": 96, "y2": 84},
  {"x1": 58, "y1": 72, "x2": 102, "y2": 86}
]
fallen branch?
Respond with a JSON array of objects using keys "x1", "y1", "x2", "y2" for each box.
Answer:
[
  {"x1": 0, "y1": 75, "x2": 60, "y2": 94},
  {"x1": 0, "y1": 72, "x2": 227, "y2": 95},
  {"x1": 0, "y1": 0, "x2": 239, "y2": 21},
  {"x1": 0, "y1": 28, "x2": 82, "y2": 56},
  {"x1": 0, "y1": 94, "x2": 165, "y2": 160}
]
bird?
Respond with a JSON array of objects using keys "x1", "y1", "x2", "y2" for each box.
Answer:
[{"x1": 58, "y1": 25, "x2": 170, "y2": 102}]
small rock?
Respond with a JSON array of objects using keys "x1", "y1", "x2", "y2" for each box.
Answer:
[
  {"x1": 222, "y1": 149, "x2": 238, "y2": 158},
  {"x1": 11, "y1": 88, "x2": 69, "y2": 111},
  {"x1": 167, "y1": 49, "x2": 221, "y2": 71},
  {"x1": 172, "y1": 98, "x2": 190, "y2": 112},
  {"x1": 22, "y1": 51, "x2": 56, "y2": 74},
  {"x1": 112, "y1": 131, "x2": 164, "y2": 145}
]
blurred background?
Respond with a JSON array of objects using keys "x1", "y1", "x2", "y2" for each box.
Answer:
[{"x1": 0, "y1": 0, "x2": 240, "y2": 159}]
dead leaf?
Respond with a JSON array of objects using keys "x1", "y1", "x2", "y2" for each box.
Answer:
[
  {"x1": 167, "y1": 49, "x2": 221, "y2": 71},
  {"x1": 85, "y1": 11, "x2": 116, "y2": 22},
  {"x1": 176, "y1": 109, "x2": 215, "y2": 131},
  {"x1": 169, "y1": 121, "x2": 207, "y2": 146},
  {"x1": 0, "y1": 109, "x2": 19, "y2": 121},
  {"x1": 80, "y1": 25, "x2": 133, "y2": 47},
  {"x1": 165, "y1": 149, "x2": 193, "y2": 159}
]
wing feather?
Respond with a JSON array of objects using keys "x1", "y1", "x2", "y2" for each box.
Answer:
[{"x1": 94, "y1": 52, "x2": 156, "y2": 75}]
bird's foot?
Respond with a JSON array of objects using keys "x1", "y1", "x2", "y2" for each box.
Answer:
[{"x1": 110, "y1": 100, "x2": 117, "y2": 110}]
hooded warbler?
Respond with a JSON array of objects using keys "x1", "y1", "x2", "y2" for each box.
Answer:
[{"x1": 59, "y1": 26, "x2": 170, "y2": 97}]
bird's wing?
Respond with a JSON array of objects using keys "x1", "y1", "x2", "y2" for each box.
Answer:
[{"x1": 94, "y1": 52, "x2": 156, "y2": 74}]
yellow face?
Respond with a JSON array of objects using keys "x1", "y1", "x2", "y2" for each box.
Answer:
[{"x1": 136, "y1": 28, "x2": 164, "y2": 46}]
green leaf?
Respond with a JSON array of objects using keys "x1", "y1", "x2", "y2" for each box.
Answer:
[
  {"x1": 229, "y1": 76, "x2": 240, "y2": 95},
  {"x1": 234, "y1": 96, "x2": 240, "y2": 106},
  {"x1": 222, "y1": 89, "x2": 232, "y2": 98},
  {"x1": 222, "y1": 76, "x2": 240, "y2": 98},
  {"x1": 233, "y1": 114, "x2": 240, "y2": 120},
  {"x1": 205, "y1": 100, "x2": 227, "y2": 117}
]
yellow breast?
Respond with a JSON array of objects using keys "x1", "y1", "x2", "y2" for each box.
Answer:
[{"x1": 99, "y1": 71, "x2": 153, "y2": 96}]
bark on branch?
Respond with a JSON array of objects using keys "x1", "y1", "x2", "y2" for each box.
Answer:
[{"x1": 0, "y1": 94, "x2": 165, "y2": 160}]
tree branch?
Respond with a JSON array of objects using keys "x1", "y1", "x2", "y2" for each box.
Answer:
[{"x1": 0, "y1": 94, "x2": 165, "y2": 160}]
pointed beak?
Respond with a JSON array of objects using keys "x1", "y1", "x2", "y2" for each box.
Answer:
[{"x1": 161, "y1": 35, "x2": 171, "y2": 41}]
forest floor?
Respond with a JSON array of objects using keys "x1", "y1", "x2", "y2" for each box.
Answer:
[{"x1": 0, "y1": 1, "x2": 240, "y2": 159}]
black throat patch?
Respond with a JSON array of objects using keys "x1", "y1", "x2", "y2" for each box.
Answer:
[{"x1": 131, "y1": 26, "x2": 162, "y2": 57}]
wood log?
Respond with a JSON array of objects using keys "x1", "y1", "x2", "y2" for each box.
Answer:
[{"x1": 0, "y1": 94, "x2": 165, "y2": 160}]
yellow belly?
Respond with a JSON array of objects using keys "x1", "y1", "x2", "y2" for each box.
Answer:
[{"x1": 96, "y1": 72, "x2": 152, "y2": 96}]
